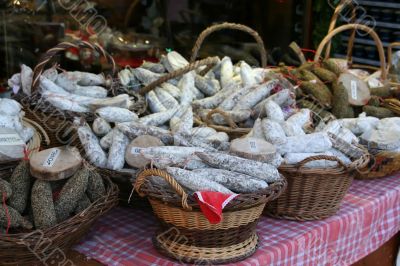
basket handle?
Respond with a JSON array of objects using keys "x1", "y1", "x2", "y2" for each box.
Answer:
[
  {"x1": 190, "y1": 22, "x2": 267, "y2": 68},
  {"x1": 314, "y1": 23, "x2": 387, "y2": 81},
  {"x1": 387, "y1": 42, "x2": 400, "y2": 72},
  {"x1": 31, "y1": 41, "x2": 117, "y2": 91},
  {"x1": 138, "y1": 56, "x2": 219, "y2": 95},
  {"x1": 325, "y1": 0, "x2": 357, "y2": 62},
  {"x1": 134, "y1": 168, "x2": 192, "y2": 210},
  {"x1": 205, "y1": 108, "x2": 238, "y2": 129},
  {"x1": 297, "y1": 155, "x2": 347, "y2": 170}
]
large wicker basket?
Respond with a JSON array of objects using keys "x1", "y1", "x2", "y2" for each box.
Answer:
[
  {"x1": 134, "y1": 168, "x2": 286, "y2": 264},
  {"x1": 0, "y1": 162, "x2": 119, "y2": 266},
  {"x1": 189, "y1": 22, "x2": 268, "y2": 139},
  {"x1": 265, "y1": 151, "x2": 370, "y2": 221}
]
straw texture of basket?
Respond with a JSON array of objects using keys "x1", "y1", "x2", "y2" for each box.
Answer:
[
  {"x1": 134, "y1": 168, "x2": 286, "y2": 264},
  {"x1": 265, "y1": 151, "x2": 370, "y2": 221}
]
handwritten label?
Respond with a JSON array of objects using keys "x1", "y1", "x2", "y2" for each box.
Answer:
[
  {"x1": 248, "y1": 140, "x2": 258, "y2": 152},
  {"x1": 351, "y1": 80, "x2": 358, "y2": 100},
  {"x1": 131, "y1": 147, "x2": 142, "y2": 155},
  {"x1": 43, "y1": 148, "x2": 60, "y2": 167},
  {"x1": 0, "y1": 134, "x2": 24, "y2": 146}
]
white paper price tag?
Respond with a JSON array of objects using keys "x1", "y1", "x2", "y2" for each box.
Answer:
[
  {"x1": 0, "y1": 134, "x2": 24, "y2": 146},
  {"x1": 43, "y1": 148, "x2": 60, "y2": 167},
  {"x1": 351, "y1": 80, "x2": 358, "y2": 100}
]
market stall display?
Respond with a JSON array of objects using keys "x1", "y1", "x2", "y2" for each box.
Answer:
[{"x1": 0, "y1": 147, "x2": 118, "y2": 265}]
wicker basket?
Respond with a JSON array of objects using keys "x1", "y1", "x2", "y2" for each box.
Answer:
[
  {"x1": 134, "y1": 168, "x2": 286, "y2": 264},
  {"x1": 265, "y1": 150, "x2": 370, "y2": 221},
  {"x1": 0, "y1": 163, "x2": 119, "y2": 266},
  {"x1": 189, "y1": 22, "x2": 267, "y2": 139}
]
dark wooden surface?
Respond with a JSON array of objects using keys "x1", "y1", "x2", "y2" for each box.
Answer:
[{"x1": 68, "y1": 232, "x2": 399, "y2": 265}]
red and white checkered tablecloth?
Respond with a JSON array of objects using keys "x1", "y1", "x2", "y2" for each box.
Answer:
[{"x1": 74, "y1": 173, "x2": 400, "y2": 266}]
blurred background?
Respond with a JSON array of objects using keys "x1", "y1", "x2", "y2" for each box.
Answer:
[{"x1": 1, "y1": 0, "x2": 399, "y2": 89}]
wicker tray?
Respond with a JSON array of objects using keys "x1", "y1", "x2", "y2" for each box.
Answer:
[
  {"x1": 134, "y1": 168, "x2": 286, "y2": 264},
  {"x1": 0, "y1": 163, "x2": 119, "y2": 265}
]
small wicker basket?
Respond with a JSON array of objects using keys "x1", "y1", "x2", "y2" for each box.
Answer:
[
  {"x1": 134, "y1": 168, "x2": 286, "y2": 264},
  {"x1": 0, "y1": 163, "x2": 119, "y2": 266},
  {"x1": 265, "y1": 151, "x2": 370, "y2": 221}
]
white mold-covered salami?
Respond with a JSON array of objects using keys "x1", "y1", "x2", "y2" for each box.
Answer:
[
  {"x1": 165, "y1": 51, "x2": 189, "y2": 72},
  {"x1": 220, "y1": 56, "x2": 234, "y2": 89},
  {"x1": 178, "y1": 73, "x2": 194, "y2": 105},
  {"x1": 55, "y1": 75, "x2": 107, "y2": 98},
  {"x1": 195, "y1": 75, "x2": 220, "y2": 96},
  {"x1": 92, "y1": 117, "x2": 111, "y2": 137},
  {"x1": 21, "y1": 64, "x2": 33, "y2": 96},
  {"x1": 154, "y1": 87, "x2": 179, "y2": 109},
  {"x1": 169, "y1": 117, "x2": 181, "y2": 133},
  {"x1": 117, "y1": 122, "x2": 174, "y2": 144},
  {"x1": 99, "y1": 129, "x2": 115, "y2": 150},
  {"x1": 233, "y1": 80, "x2": 278, "y2": 110},
  {"x1": 240, "y1": 61, "x2": 256, "y2": 87},
  {"x1": 192, "y1": 83, "x2": 238, "y2": 110},
  {"x1": 0, "y1": 115, "x2": 23, "y2": 132},
  {"x1": 96, "y1": 107, "x2": 138, "y2": 123},
  {"x1": 160, "y1": 82, "x2": 181, "y2": 100},
  {"x1": 175, "y1": 105, "x2": 193, "y2": 135},
  {"x1": 139, "y1": 106, "x2": 178, "y2": 126},
  {"x1": 198, "y1": 109, "x2": 251, "y2": 125},
  {"x1": 195, "y1": 151, "x2": 281, "y2": 182},
  {"x1": 286, "y1": 109, "x2": 312, "y2": 129},
  {"x1": 141, "y1": 61, "x2": 166, "y2": 73},
  {"x1": 18, "y1": 126, "x2": 35, "y2": 143},
  {"x1": 338, "y1": 115, "x2": 379, "y2": 135},
  {"x1": 321, "y1": 120, "x2": 358, "y2": 144},
  {"x1": 284, "y1": 149, "x2": 351, "y2": 168},
  {"x1": 277, "y1": 132, "x2": 332, "y2": 154},
  {"x1": 77, "y1": 124, "x2": 107, "y2": 167},
  {"x1": 218, "y1": 86, "x2": 252, "y2": 111},
  {"x1": 132, "y1": 67, "x2": 161, "y2": 85},
  {"x1": 147, "y1": 91, "x2": 167, "y2": 113},
  {"x1": 0, "y1": 99, "x2": 21, "y2": 116},
  {"x1": 206, "y1": 132, "x2": 229, "y2": 143},
  {"x1": 192, "y1": 168, "x2": 268, "y2": 193},
  {"x1": 174, "y1": 134, "x2": 229, "y2": 152},
  {"x1": 44, "y1": 95, "x2": 90, "y2": 113},
  {"x1": 247, "y1": 118, "x2": 264, "y2": 139},
  {"x1": 107, "y1": 130, "x2": 129, "y2": 170},
  {"x1": 8, "y1": 73, "x2": 21, "y2": 92},
  {"x1": 57, "y1": 71, "x2": 106, "y2": 86},
  {"x1": 89, "y1": 94, "x2": 132, "y2": 110},
  {"x1": 281, "y1": 121, "x2": 305, "y2": 137},
  {"x1": 166, "y1": 167, "x2": 233, "y2": 193},
  {"x1": 261, "y1": 119, "x2": 287, "y2": 145},
  {"x1": 42, "y1": 67, "x2": 58, "y2": 82},
  {"x1": 140, "y1": 146, "x2": 208, "y2": 170},
  {"x1": 252, "y1": 89, "x2": 295, "y2": 118},
  {"x1": 264, "y1": 100, "x2": 284, "y2": 122},
  {"x1": 191, "y1": 127, "x2": 217, "y2": 138}
]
